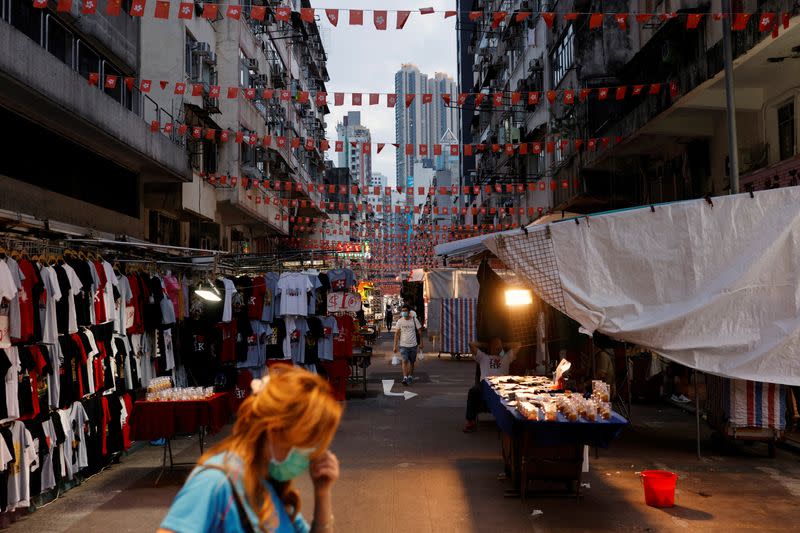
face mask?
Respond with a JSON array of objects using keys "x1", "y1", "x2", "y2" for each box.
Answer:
[
  {"x1": 268, "y1": 445, "x2": 314, "y2": 482},
  {"x1": 401, "y1": 311, "x2": 409, "y2": 318}
]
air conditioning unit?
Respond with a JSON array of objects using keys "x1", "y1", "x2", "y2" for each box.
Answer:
[
  {"x1": 245, "y1": 58, "x2": 259, "y2": 70},
  {"x1": 193, "y1": 42, "x2": 212, "y2": 55},
  {"x1": 203, "y1": 52, "x2": 217, "y2": 65}
]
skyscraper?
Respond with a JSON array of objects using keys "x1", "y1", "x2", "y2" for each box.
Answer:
[
  {"x1": 336, "y1": 111, "x2": 372, "y2": 189},
  {"x1": 394, "y1": 65, "x2": 458, "y2": 186}
]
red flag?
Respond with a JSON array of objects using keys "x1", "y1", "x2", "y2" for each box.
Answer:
[
  {"x1": 474, "y1": 93, "x2": 485, "y2": 106},
  {"x1": 220, "y1": 130, "x2": 229, "y2": 142},
  {"x1": 528, "y1": 92, "x2": 540, "y2": 105},
  {"x1": 209, "y1": 85, "x2": 220, "y2": 98},
  {"x1": 405, "y1": 144, "x2": 414, "y2": 155},
  {"x1": 635, "y1": 13, "x2": 652, "y2": 24},
  {"x1": 276, "y1": 136, "x2": 286, "y2": 148},
  {"x1": 150, "y1": 120, "x2": 160, "y2": 133},
  {"x1": 244, "y1": 88, "x2": 256, "y2": 99},
  {"x1": 511, "y1": 92, "x2": 521, "y2": 105},
  {"x1": 226, "y1": 87, "x2": 238, "y2": 99},
  {"x1": 405, "y1": 94, "x2": 415, "y2": 107},
  {"x1": 387, "y1": 94, "x2": 397, "y2": 107},
  {"x1": 249, "y1": 5, "x2": 265, "y2": 20},
  {"x1": 493, "y1": 92, "x2": 503, "y2": 106},
  {"x1": 686, "y1": 13, "x2": 703, "y2": 29},
  {"x1": 291, "y1": 137, "x2": 301, "y2": 148},
  {"x1": 422, "y1": 93, "x2": 433, "y2": 104},
  {"x1": 178, "y1": 124, "x2": 188, "y2": 136},
  {"x1": 491, "y1": 12, "x2": 507, "y2": 28},
  {"x1": 464, "y1": 144, "x2": 473, "y2": 156},
  {"x1": 301, "y1": 7, "x2": 314, "y2": 22},
  {"x1": 542, "y1": 12, "x2": 556, "y2": 28},
  {"x1": 334, "y1": 93, "x2": 344, "y2": 106},
  {"x1": 275, "y1": 6, "x2": 291, "y2": 22},
  {"x1": 784, "y1": 12, "x2": 791, "y2": 29},
  {"x1": 325, "y1": 9, "x2": 338, "y2": 25},
  {"x1": 377, "y1": 143, "x2": 385, "y2": 153},
  {"x1": 420, "y1": 7, "x2": 434, "y2": 15},
  {"x1": 669, "y1": 80, "x2": 679, "y2": 98},
  {"x1": 632, "y1": 85, "x2": 644, "y2": 96},
  {"x1": 335, "y1": 140, "x2": 343, "y2": 152},
  {"x1": 177, "y1": 1, "x2": 192, "y2": 19},
  {"x1": 104, "y1": 75, "x2": 118, "y2": 89},
  {"x1": 33, "y1": 0, "x2": 48, "y2": 8},
  {"x1": 589, "y1": 13, "x2": 603, "y2": 29},
  {"x1": 578, "y1": 88, "x2": 591, "y2": 102},
  {"x1": 468, "y1": 11, "x2": 482, "y2": 21},
  {"x1": 374, "y1": 10, "x2": 387, "y2": 29},
  {"x1": 129, "y1": 0, "x2": 145, "y2": 16},
  {"x1": 504, "y1": 144, "x2": 514, "y2": 155},
  {"x1": 615, "y1": 13, "x2": 628, "y2": 30},
  {"x1": 444, "y1": 11, "x2": 457, "y2": 19},
  {"x1": 226, "y1": 4, "x2": 241, "y2": 20},
  {"x1": 262, "y1": 89, "x2": 274, "y2": 100},
  {"x1": 419, "y1": 144, "x2": 428, "y2": 156},
  {"x1": 758, "y1": 12, "x2": 775, "y2": 32},
  {"x1": 563, "y1": 89, "x2": 575, "y2": 104},
  {"x1": 105, "y1": 0, "x2": 121, "y2": 15},
  {"x1": 205, "y1": 128, "x2": 215, "y2": 140},
  {"x1": 546, "y1": 141, "x2": 555, "y2": 153},
  {"x1": 124, "y1": 77, "x2": 135, "y2": 90},
  {"x1": 361, "y1": 143, "x2": 370, "y2": 154},
  {"x1": 352, "y1": 93, "x2": 362, "y2": 106},
  {"x1": 192, "y1": 126, "x2": 202, "y2": 139},
  {"x1": 546, "y1": 90, "x2": 556, "y2": 104},
  {"x1": 81, "y1": 0, "x2": 96, "y2": 14},
  {"x1": 598, "y1": 87, "x2": 609, "y2": 100},
  {"x1": 320, "y1": 140, "x2": 329, "y2": 151},
  {"x1": 202, "y1": 3, "x2": 217, "y2": 20},
  {"x1": 732, "y1": 13, "x2": 751, "y2": 31},
  {"x1": 397, "y1": 10, "x2": 411, "y2": 29},
  {"x1": 575, "y1": 139, "x2": 584, "y2": 151},
  {"x1": 649, "y1": 83, "x2": 661, "y2": 95},
  {"x1": 457, "y1": 93, "x2": 468, "y2": 106},
  {"x1": 279, "y1": 89, "x2": 290, "y2": 101},
  {"x1": 174, "y1": 82, "x2": 186, "y2": 95},
  {"x1": 349, "y1": 9, "x2": 363, "y2": 25},
  {"x1": 515, "y1": 11, "x2": 531, "y2": 23},
  {"x1": 615, "y1": 86, "x2": 627, "y2": 100}
]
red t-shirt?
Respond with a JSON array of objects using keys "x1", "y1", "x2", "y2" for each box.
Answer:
[
  {"x1": 333, "y1": 315, "x2": 354, "y2": 359},
  {"x1": 216, "y1": 322, "x2": 237, "y2": 362},
  {"x1": 121, "y1": 393, "x2": 133, "y2": 450},
  {"x1": 17, "y1": 259, "x2": 38, "y2": 342},
  {"x1": 248, "y1": 276, "x2": 266, "y2": 320}
]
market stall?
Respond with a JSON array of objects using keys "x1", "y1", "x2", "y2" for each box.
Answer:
[
  {"x1": 482, "y1": 375, "x2": 627, "y2": 498},
  {"x1": 423, "y1": 268, "x2": 479, "y2": 359}
]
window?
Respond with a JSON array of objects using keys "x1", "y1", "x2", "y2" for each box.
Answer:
[
  {"x1": 552, "y1": 25, "x2": 574, "y2": 86},
  {"x1": 778, "y1": 102, "x2": 795, "y2": 161},
  {"x1": 185, "y1": 31, "x2": 199, "y2": 79},
  {"x1": 239, "y1": 49, "x2": 249, "y2": 87}
]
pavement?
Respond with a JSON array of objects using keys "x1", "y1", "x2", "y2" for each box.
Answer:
[{"x1": 8, "y1": 332, "x2": 800, "y2": 532}]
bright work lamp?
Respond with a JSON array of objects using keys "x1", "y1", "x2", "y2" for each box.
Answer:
[
  {"x1": 195, "y1": 280, "x2": 222, "y2": 302},
  {"x1": 505, "y1": 289, "x2": 533, "y2": 306}
]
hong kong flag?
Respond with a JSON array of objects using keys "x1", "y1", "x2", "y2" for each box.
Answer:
[
  {"x1": 226, "y1": 5, "x2": 241, "y2": 20},
  {"x1": 315, "y1": 92, "x2": 327, "y2": 106},
  {"x1": 177, "y1": 1, "x2": 192, "y2": 19},
  {"x1": 758, "y1": 12, "x2": 775, "y2": 32},
  {"x1": 325, "y1": 9, "x2": 338, "y2": 26},
  {"x1": 374, "y1": 10, "x2": 387, "y2": 30},
  {"x1": 335, "y1": 141, "x2": 343, "y2": 152},
  {"x1": 352, "y1": 93, "x2": 362, "y2": 106},
  {"x1": 129, "y1": 0, "x2": 145, "y2": 16},
  {"x1": 275, "y1": 6, "x2": 291, "y2": 22},
  {"x1": 244, "y1": 88, "x2": 256, "y2": 99},
  {"x1": 81, "y1": 0, "x2": 97, "y2": 14},
  {"x1": 104, "y1": 75, "x2": 118, "y2": 89}
]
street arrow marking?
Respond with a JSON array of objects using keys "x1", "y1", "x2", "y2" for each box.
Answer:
[{"x1": 382, "y1": 379, "x2": 418, "y2": 400}]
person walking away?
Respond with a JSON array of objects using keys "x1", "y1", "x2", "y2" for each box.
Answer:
[
  {"x1": 463, "y1": 338, "x2": 520, "y2": 433},
  {"x1": 393, "y1": 305, "x2": 422, "y2": 385},
  {"x1": 159, "y1": 366, "x2": 342, "y2": 533},
  {"x1": 384, "y1": 306, "x2": 393, "y2": 332}
]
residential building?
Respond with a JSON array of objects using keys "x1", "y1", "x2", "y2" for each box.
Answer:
[
  {"x1": 335, "y1": 111, "x2": 372, "y2": 189},
  {"x1": 0, "y1": 0, "x2": 190, "y2": 238},
  {"x1": 141, "y1": 0, "x2": 330, "y2": 252}
]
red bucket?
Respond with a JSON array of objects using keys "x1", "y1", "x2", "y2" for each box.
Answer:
[{"x1": 640, "y1": 470, "x2": 677, "y2": 508}]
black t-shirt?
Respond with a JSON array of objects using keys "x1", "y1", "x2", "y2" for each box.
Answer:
[
  {"x1": 66, "y1": 259, "x2": 93, "y2": 327},
  {"x1": 0, "y1": 350, "x2": 12, "y2": 420},
  {"x1": 54, "y1": 264, "x2": 72, "y2": 335},
  {"x1": 305, "y1": 317, "x2": 323, "y2": 365},
  {"x1": 266, "y1": 318, "x2": 286, "y2": 359},
  {"x1": 17, "y1": 346, "x2": 36, "y2": 418},
  {"x1": 20, "y1": 259, "x2": 44, "y2": 342}
]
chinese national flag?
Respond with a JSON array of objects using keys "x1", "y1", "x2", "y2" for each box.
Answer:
[
  {"x1": 349, "y1": 9, "x2": 363, "y2": 25},
  {"x1": 491, "y1": 11, "x2": 507, "y2": 28},
  {"x1": 474, "y1": 93, "x2": 485, "y2": 106},
  {"x1": 732, "y1": 13, "x2": 751, "y2": 31},
  {"x1": 615, "y1": 86, "x2": 627, "y2": 100},
  {"x1": 374, "y1": 10, "x2": 387, "y2": 30},
  {"x1": 589, "y1": 13, "x2": 603, "y2": 29},
  {"x1": 105, "y1": 0, "x2": 121, "y2": 15},
  {"x1": 205, "y1": 129, "x2": 215, "y2": 140},
  {"x1": 423, "y1": 93, "x2": 433, "y2": 104},
  {"x1": 190, "y1": 84, "x2": 202, "y2": 96},
  {"x1": 635, "y1": 13, "x2": 652, "y2": 24},
  {"x1": 297, "y1": 91, "x2": 309, "y2": 103},
  {"x1": 291, "y1": 137, "x2": 301, "y2": 148},
  {"x1": 434, "y1": 144, "x2": 442, "y2": 155},
  {"x1": 150, "y1": 121, "x2": 160, "y2": 133},
  {"x1": 397, "y1": 10, "x2": 411, "y2": 29},
  {"x1": 202, "y1": 3, "x2": 218, "y2": 20},
  {"x1": 262, "y1": 89, "x2": 274, "y2": 100},
  {"x1": 301, "y1": 7, "x2": 314, "y2": 22},
  {"x1": 464, "y1": 144, "x2": 473, "y2": 156},
  {"x1": 249, "y1": 5, "x2": 265, "y2": 20},
  {"x1": 334, "y1": 93, "x2": 344, "y2": 106},
  {"x1": 686, "y1": 13, "x2": 703, "y2": 29},
  {"x1": 227, "y1": 87, "x2": 239, "y2": 99},
  {"x1": 546, "y1": 90, "x2": 556, "y2": 104},
  {"x1": 405, "y1": 144, "x2": 414, "y2": 155},
  {"x1": 370, "y1": 93, "x2": 380, "y2": 105},
  {"x1": 511, "y1": 92, "x2": 521, "y2": 105}
]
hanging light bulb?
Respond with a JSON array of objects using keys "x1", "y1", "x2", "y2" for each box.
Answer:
[{"x1": 195, "y1": 280, "x2": 222, "y2": 302}]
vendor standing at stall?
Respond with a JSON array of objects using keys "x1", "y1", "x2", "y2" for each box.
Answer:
[
  {"x1": 384, "y1": 305, "x2": 393, "y2": 332},
  {"x1": 463, "y1": 338, "x2": 521, "y2": 433},
  {"x1": 393, "y1": 305, "x2": 422, "y2": 386}
]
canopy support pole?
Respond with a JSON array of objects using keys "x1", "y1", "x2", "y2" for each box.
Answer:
[{"x1": 695, "y1": 369, "x2": 701, "y2": 459}]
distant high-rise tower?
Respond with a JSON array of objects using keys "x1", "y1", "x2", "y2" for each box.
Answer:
[
  {"x1": 336, "y1": 111, "x2": 372, "y2": 189},
  {"x1": 394, "y1": 65, "x2": 457, "y2": 186}
]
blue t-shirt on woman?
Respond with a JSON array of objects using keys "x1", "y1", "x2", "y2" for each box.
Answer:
[{"x1": 160, "y1": 452, "x2": 310, "y2": 533}]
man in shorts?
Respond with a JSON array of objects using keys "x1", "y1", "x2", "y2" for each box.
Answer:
[{"x1": 393, "y1": 304, "x2": 423, "y2": 385}]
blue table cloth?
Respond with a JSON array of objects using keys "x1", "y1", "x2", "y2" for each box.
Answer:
[{"x1": 481, "y1": 380, "x2": 628, "y2": 448}]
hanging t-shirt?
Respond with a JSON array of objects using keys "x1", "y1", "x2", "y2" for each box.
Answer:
[
  {"x1": 265, "y1": 318, "x2": 285, "y2": 360},
  {"x1": 162, "y1": 274, "x2": 181, "y2": 322},
  {"x1": 101, "y1": 261, "x2": 118, "y2": 324},
  {"x1": 40, "y1": 266, "x2": 61, "y2": 345},
  {"x1": 333, "y1": 315, "x2": 355, "y2": 359},
  {"x1": 238, "y1": 320, "x2": 270, "y2": 369},
  {"x1": 4, "y1": 257, "x2": 23, "y2": 342},
  {"x1": 319, "y1": 316, "x2": 339, "y2": 361},
  {"x1": 304, "y1": 273, "x2": 323, "y2": 315},
  {"x1": 0, "y1": 261, "x2": 17, "y2": 349},
  {"x1": 2, "y1": 347, "x2": 20, "y2": 423},
  {"x1": 115, "y1": 274, "x2": 133, "y2": 335},
  {"x1": 277, "y1": 273, "x2": 313, "y2": 317},
  {"x1": 221, "y1": 278, "x2": 236, "y2": 323},
  {"x1": 215, "y1": 322, "x2": 237, "y2": 363},
  {"x1": 262, "y1": 272, "x2": 280, "y2": 323},
  {"x1": 248, "y1": 276, "x2": 266, "y2": 320},
  {"x1": 69, "y1": 401, "x2": 90, "y2": 472},
  {"x1": 6, "y1": 421, "x2": 38, "y2": 511},
  {"x1": 283, "y1": 317, "x2": 309, "y2": 364},
  {"x1": 17, "y1": 259, "x2": 42, "y2": 343},
  {"x1": 304, "y1": 317, "x2": 324, "y2": 365},
  {"x1": 327, "y1": 268, "x2": 356, "y2": 292},
  {"x1": 61, "y1": 263, "x2": 83, "y2": 334}
]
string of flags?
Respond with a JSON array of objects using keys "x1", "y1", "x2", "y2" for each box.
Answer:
[
  {"x1": 33, "y1": 1, "x2": 793, "y2": 38},
  {"x1": 88, "y1": 72, "x2": 675, "y2": 109}
]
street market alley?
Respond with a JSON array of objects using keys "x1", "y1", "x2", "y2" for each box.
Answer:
[{"x1": 8, "y1": 333, "x2": 800, "y2": 533}]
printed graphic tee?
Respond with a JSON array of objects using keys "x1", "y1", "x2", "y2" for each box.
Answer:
[
  {"x1": 277, "y1": 273, "x2": 313, "y2": 317},
  {"x1": 476, "y1": 349, "x2": 516, "y2": 379}
]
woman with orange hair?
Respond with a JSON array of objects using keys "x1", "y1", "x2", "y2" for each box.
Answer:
[{"x1": 158, "y1": 366, "x2": 343, "y2": 533}]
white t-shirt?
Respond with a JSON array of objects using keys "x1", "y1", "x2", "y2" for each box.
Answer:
[
  {"x1": 40, "y1": 266, "x2": 62, "y2": 345},
  {"x1": 476, "y1": 349, "x2": 516, "y2": 379},
  {"x1": 277, "y1": 273, "x2": 313, "y2": 317},
  {"x1": 61, "y1": 263, "x2": 83, "y2": 334},
  {"x1": 58, "y1": 410, "x2": 74, "y2": 481},
  {"x1": 115, "y1": 274, "x2": 133, "y2": 335},
  {"x1": 221, "y1": 278, "x2": 236, "y2": 322},
  {"x1": 2, "y1": 347, "x2": 20, "y2": 423},
  {"x1": 70, "y1": 401, "x2": 90, "y2": 472},
  {"x1": 7, "y1": 421, "x2": 38, "y2": 511},
  {"x1": 284, "y1": 317, "x2": 309, "y2": 363},
  {"x1": 319, "y1": 316, "x2": 339, "y2": 361},
  {"x1": 396, "y1": 316, "x2": 422, "y2": 348},
  {"x1": 102, "y1": 261, "x2": 118, "y2": 323},
  {"x1": 0, "y1": 261, "x2": 17, "y2": 349},
  {"x1": 39, "y1": 419, "x2": 57, "y2": 492},
  {"x1": 4, "y1": 258, "x2": 23, "y2": 341}
]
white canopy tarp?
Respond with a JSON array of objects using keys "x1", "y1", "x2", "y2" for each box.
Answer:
[{"x1": 490, "y1": 188, "x2": 800, "y2": 386}]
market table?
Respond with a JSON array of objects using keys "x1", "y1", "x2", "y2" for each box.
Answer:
[
  {"x1": 481, "y1": 380, "x2": 628, "y2": 499},
  {"x1": 130, "y1": 392, "x2": 235, "y2": 484}
]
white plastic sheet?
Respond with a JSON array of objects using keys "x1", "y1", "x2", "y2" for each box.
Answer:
[{"x1": 492, "y1": 188, "x2": 800, "y2": 386}]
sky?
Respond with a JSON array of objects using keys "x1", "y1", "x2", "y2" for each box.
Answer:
[{"x1": 315, "y1": 1, "x2": 458, "y2": 185}]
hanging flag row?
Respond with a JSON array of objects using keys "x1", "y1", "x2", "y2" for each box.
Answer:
[
  {"x1": 35, "y1": 1, "x2": 793, "y2": 37},
  {"x1": 88, "y1": 72, "x2": 674, "y2": 109}
]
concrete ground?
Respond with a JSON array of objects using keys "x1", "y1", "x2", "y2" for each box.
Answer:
[{"x1": 8, "y1": 332, "x2": 800, "y2": 532}]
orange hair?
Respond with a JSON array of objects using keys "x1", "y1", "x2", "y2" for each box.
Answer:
[{"x1": 200, "y1": 366, "x2": 343, "y2": 531}]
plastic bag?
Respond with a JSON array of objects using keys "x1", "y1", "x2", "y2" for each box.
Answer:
[
  {"x1": 417, "y1": 351, "x2": 425, "y2": 361},
  {"x1": 391, "y1": 355, "x2": 401, "y2": 366}
]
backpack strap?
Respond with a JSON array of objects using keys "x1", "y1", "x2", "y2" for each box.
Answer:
[{"x1": 194, "y1": 464, "x2": 259, "y2": 533}]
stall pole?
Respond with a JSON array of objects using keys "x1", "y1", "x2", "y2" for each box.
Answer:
[
  {"x1": 627, "y1": 354, "x2": 633, "y2": 424},
  {"x1": 695, "y1": 369, "x2": 701, "y2": 459}
]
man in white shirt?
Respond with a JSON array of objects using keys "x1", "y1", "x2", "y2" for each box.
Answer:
[
  {"x1": 463, "y1": 337, "x2": 520, "y2": 433},
  {"x1": 393, "y1": 304, "x2": 422, "y2": 385}
]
